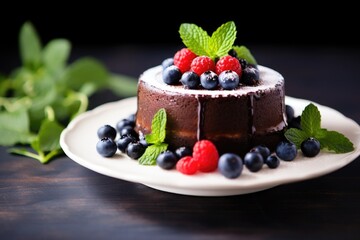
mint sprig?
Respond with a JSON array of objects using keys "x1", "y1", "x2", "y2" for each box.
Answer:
[
  {"x1": 285, "y1": 103, "x2": 354, "y2": 153},
  {"x1": 179, "y1": 21, "x2": 236, "y2": 60},
  {"x1": 0, "y1": 21, "x2": 138, "y2": 164},
  {"x1": 138, "y1": 108, "x2": 168, "y2": 165}
]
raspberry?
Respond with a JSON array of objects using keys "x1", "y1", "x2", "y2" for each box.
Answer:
[
  {"x1": 190, "y1": 56, "x2": 215, "y2": 76},
  {"x1": 173, "y1": 48, "x2": 197, "y2": 73},
  {"x1": 192, "y1": 140, "x2": 219, "y2": 172},
  {"x1": 176, "y1": 156, "x2": 198, "y2": 175},
  {"x1": 215, "y1": 55, "x2": 242, "y2": 77}
]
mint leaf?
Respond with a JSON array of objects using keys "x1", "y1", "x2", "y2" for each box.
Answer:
[
  {"x1": 180, "y1": 21, "x2": 237, "y2": 60},
  {"x1": 301, "y1": 103, "x2": 321, "y2": 135},
  {"x1": 284, "y1": 128, "x2": 310, "y2": 148},
  {"x1": 145, "y1": 108, "x2": 167, "y2": 144},
  {"x1": 210, "y1": 21, "x2": 236, "y2": 58},
  {"x1": 19, "y1": 22, "x2": 42, "y2": 70},
  {"x1": 233, "y1": 45, "x2": 257, "y2": 65},
  {"x1": 43, "y1": 39, "x2": 71, "y2": 72},
  {"x1": 317, "y1": 129, "x2": 354, "y2": 153},
  {"x1": 179, "y1": 23, "x2": 210, "y2": 56},
  {"x1": 138, "y1": 143, "x2": 168, "y2": 165}
]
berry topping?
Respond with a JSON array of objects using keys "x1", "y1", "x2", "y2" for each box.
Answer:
[
  {"x1": 241, "y1": 66, "x2": 259, "y2": 86},
  {"x1": 162, "y1": 65, "x2": 182, "y2": 85},
  {"x1": 96, "y1": 137, "x2": 117, "y2": 157},
  {"x1": 218, "y1": 70, "x2": 239, "y2": 90},
  {"x1": 161, "y1": 58, "x2": 174, "y2": 70},
  {"x1": 215, "y1": 55, "x2": 242, "y2": 77},
  {"x1": 244, "y1": 151, "x2": 264, "y2": 172},
  {"x1": 156, "y1": 150, "x2": 178, "y2": 170},
  {"x1": 301, "y1": 137, "x2": 321, "y2": 157},
  {"x1": 218, "y1": 153, "x2": 243, "y2": 179},
  {"x1": 190, "y1": 56, "x2": 215, "y2": 76},
  {"x1": 276, "y1": 140, "x2": 297, "y2": 161},
  {"x1": 173, "y1": 48, "x2": 197, "y2": 73},
  {"x1": 176, "y1": 156, "x2": 198, "y2": 175},
  {"x1": 180, "y1": 71, "x2": 200, "y2": 89},
  {"x1": 200, "y1": 71, "x2": 219, "y2": 90},
  {"x1": 97, "y1": 124, "x2": 117, "y2": 140},
  {"x1": 192, "y1": 140, "x2": 219, "y2": 172}
]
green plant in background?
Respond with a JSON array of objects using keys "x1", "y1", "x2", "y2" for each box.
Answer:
[{"x1": 0, "y1": 22, "x2": 137, "y2": 163}]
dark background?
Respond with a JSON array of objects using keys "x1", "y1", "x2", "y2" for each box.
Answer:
[{"x1": 1, "y1": 4, "x2": 359, "y2": 52}]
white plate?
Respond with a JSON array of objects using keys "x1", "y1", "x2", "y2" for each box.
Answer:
[{"x1": 60, "y1": 96, "x2": 360, "y2": 196}]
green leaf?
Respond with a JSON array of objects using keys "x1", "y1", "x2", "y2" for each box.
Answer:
[
  {"x1": 19, "y1": 22, "x2": 42, "y2": 70},
  {"x1": 317, "y1": 129, "x2": 354, "y2": 153},
  {"x1": 301, "y1": 103, "x2": 321, "y2": 136},
  {"x1": 106, "y1": 74, "x2": 138, "y2": 97},
  {"x1": 179, "y1": 23, "x2": 211, "y2": 56},
  {"x1": 43, "y1": 39, "x2": 71, "y2": 72},
  {"x1": 138, "y1": 143, "x2": 168, "y2": 165},
  {"x1": 210, "y1": 21, "x2": 236, "y2": 58},
  {"x1": 284, "y1": 128, "x2": 310, "y2": 148},
  {"x1": 63, "y1": 57, "x2": 109, "y2": 95},
  {"x1": 145, "y1": 108, "x2": 167, "y2": 144},
  {"x1": 233, "y1": 45, "x2": 258, "y2": 65},
  {"x1": 37, "y1": 119, "x2": 64, "y2": 152},
  {"x1": 0, "y1": 109, "x2": 35, "y2": 145}
]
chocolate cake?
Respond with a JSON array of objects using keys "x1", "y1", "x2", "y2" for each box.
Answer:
[{"x1": 135, "y1": 65, "x2": 287, "y2": 156}]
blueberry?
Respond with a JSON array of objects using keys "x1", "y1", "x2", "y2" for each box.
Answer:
[
  {"x1": 250, "y1": 145, "x2": 271, "y2": 160},
  {"x1": 265, "y1": 154, "x2": 280, "y2": 169},
  {"x1": 96, "y1": 137, "x2": 117, "y2": 157},
  {"x1": 127, "y1": 113, "x2": 136, "y2": 123},
  {"x1": 163, "y1": 65, "x2": 182, "y2": 85},
  {"x1": 200, "y1": 71, "x2": 219, "y2": 90},
  {"x1": 286, "y1": 105, "x2": 295, "y2": 123},
  {"x1": 116, "y1": 135, "x2": 136, "y2": 153},
  {"x1": 161, "y1": 58, "x2": 174, "y2": 70},
  {"x1": 288, "y1": 116, "x2": 302, "y2": 129},
  {"x1": 126, "y1": 142, "x2": 146, "y2": 160},
  {"x1": 174, "y1": 146, "x2": 192, "y2": 159},
  {"x1": 239, "y1": 58, "x2": 248, "y2": 70},
  {"x1": 219, "y1": 70, "x2": 239, "y2": 90},
  {"x1": 276, "y1": 140, "x2": 297, "y2": 161},
  {"x1": 97, "y1": 124, "x2": 117, "y2": 140},
  {"x1": 156, "y1": 150, "x2": 178, "y2": 170},
  {"x1": 119, "y1": 126, "x2": 138, "y2": 139},
  {"x1": 301, "y1": 137, "x2": 321, "y2": 157},
  {"x1": 244, "y1": 151, "x2": 264, "y2": 172},
  {"x1": 241, "y1": 66, "x2": 259, "y2": 86},
  {"x1": 218, "y1": 153, "x2": 243, "y2": 179},
  {"x1": 180, "y1": 71, "x2": 200, "y2": 89},
  {"x1": 228, "y1": 49, "x2": 238, "y2": 58},
  {"x1": 116, "y1": 118, "x2": 135, "y2": 132}
]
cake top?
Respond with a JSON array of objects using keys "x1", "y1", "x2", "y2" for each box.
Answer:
[{"x1": 140, "y1": 65, "x2": 284, "y2": 97}]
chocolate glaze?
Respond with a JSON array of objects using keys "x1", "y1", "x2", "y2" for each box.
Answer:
[{"x1": 135, "y1": 65, "x2": 287, "y2": 157}]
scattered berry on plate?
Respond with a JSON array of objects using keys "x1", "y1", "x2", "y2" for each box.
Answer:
[
  {"x1": 276, "y1": 140, "x2": 297, "y2": 161},
  {"x1": 96, "y1": 137, "x2": 117, "y2": 157},
  {"x1": 265, "y1": 154, "x2": 280, "y2": 169},
  {"x1": 301, "y1": 137, "x2": 321, "y2": 157},
  {"x1": 116, "y1": 135, "x2": 136, "y2": 153},
  {"x1": 192, "y1": 140, "x2": 219, "y2": 172},
  {"x1": 97, "y1": 124, "x2": 117, "y2": 140},
  {"x1": 244, "y1": 151, "x2": 264, "y2": 172},
  {"x1": 156, "y1": 150, "x2": 178, "y2": 170},
  {"x1": 175, "y1": 146, "x2": 192, "y2": 159},
  {"x1": 126, "y1": 142, "x2": 146, "y2": 160},
  {"x1": 218, "y1": 153, "x2": 243, "y2": 179},
  {"x1": 176, "y1": 156, "x2": 198, "y2": 175}
]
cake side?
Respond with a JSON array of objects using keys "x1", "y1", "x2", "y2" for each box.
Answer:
[{"x1": 135, "y1": 65, "x2": 287, "y2": 156}]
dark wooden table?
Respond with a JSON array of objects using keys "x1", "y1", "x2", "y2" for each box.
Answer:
[{"x1": 1, "y1": 45, "x2": 360, "y2": 240}]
